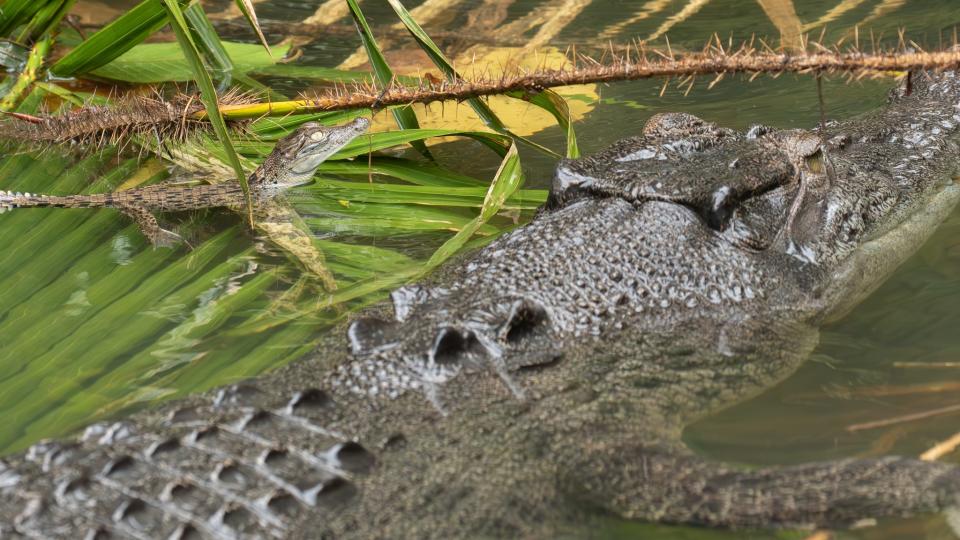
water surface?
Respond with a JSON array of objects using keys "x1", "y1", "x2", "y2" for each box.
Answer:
[{"x1": 3, "y1": 1, "x2": 960, "y2": 538}]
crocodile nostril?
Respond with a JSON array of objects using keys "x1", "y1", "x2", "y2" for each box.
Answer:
[
  {"x1": 505, "y1": 301, "x2": 548, "y2": 343},
  {"x1": 432, "y1": 328, "x2": 474, "y2": 364},
  {"x1": 348, "y1": 317, "x2": 397, "y2": 355}
]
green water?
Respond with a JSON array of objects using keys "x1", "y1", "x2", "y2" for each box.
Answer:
[{"x1": 2, "y1": 0, "x2": 960, "y2": 538}]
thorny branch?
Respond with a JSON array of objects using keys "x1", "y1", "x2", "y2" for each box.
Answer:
[{"x1": 6, "y1": 40, "x2": 960, "y2": 148}]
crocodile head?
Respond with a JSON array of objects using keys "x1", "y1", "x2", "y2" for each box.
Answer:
[
  {"x1": 329, "y1": 72, "x2": 960, "y2": 413},
  {"x1": 255, "y1": 117, "x2": 371, "y2": 194},
  {"x1": 549, "y1": 72, "x2": 960, "y2": 318}
]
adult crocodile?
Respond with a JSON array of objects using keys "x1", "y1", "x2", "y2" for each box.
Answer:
[{"x1": 2, "y1": 71, "x2": 960, "y2": 539}]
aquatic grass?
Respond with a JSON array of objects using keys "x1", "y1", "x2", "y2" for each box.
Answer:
[
  {"x1": 0, "y1": 228, "x2": 230, "y2": 379},
  {"x1": 318, "y1": 157, "x2": 486, "y2": 187},
  {"x1": 183, "y1": 3, "x2": 235, "y2": 78},
  {"x1": 169, "y1": 317, "x2": 330, "y2": 399},
  {"x1": 232, "y1": 0, "x2": 272, "y2": 55},
  {"x1": 306, "y1": 209, "x2": 501, "y2": 236},
  {"x1": 300, "y1": 178, "x2": 545, "y2": 210},
  {"x1": 386, "y1": 0, "x2": 562, "y2": 158},
  {"x1": 0, "y1": 228, "x2": 239, "y2": 441},
  {"x1": 0, "y1": 153, "x2": 115, "y2": 273},
  {"x1": 0, "y1": 159, "x2": 147, "y2": 308},
  {"x1": 89, "y1": 41, "x2": 289, "y2": 83},
  {"x1": 0, "y1": 225, "x2": 145, "y2": 340},
  {"x1": 422, "y1": 142, "x2": 523, "y2": 270},
  {"x1": 227, "y1": 126, "x2": 513, "y2": 160},
  {"x1": 0, "y1": 245, "x2": 179, "y2": 379},
  {"x1": 10, "y1": 251, "x2": 276, "y2": 450}
]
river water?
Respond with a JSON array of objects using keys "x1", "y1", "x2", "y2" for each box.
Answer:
[{"x1": 5, "y1": 0, "x2": 960, "y2": 538}]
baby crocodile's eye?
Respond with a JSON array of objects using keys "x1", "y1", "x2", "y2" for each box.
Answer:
[{"x1": 309, "y1": 131, "x2": 327, "y2": 142}]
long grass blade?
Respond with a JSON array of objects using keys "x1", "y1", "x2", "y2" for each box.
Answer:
[
  {"x1": 160, "y1": 0, "x2": 253, "y2": 224},
  {"x1": 184, "y1": 3, "x2": 234, "y2": 77},
  {"x1": 233, "y1": 0, "x2": 272, "y2": 56},
  {"x1": 51, "y1": 0, "x2": 189, "y2": 77},
  {"x1": 422, "y1": 141, "x2": 523, "y2": 271},
  {"x1": 344, "y1": 0, "x2": 430, "y2": 158},
  {"x1": 385, "y1": 0, "x2": 561, "y2": 158},
  {"x1": 16, "y1": 0, "x2": 75, "y2": 43},
  {"x1": 0, "y1": 0, "x2": 51, "y2": 37}
]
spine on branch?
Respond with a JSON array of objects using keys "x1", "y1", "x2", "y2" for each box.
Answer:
[{"x1": 0, "y1": 90, "x2": 254, "y2": 151}]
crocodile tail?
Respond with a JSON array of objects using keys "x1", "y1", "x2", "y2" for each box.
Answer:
[
  {"x1": 0, "y1": 190, "x2": 49, "y2": 212},
  {"x1": 0, "y1": 190, "x2": 22, "y2": 213}
]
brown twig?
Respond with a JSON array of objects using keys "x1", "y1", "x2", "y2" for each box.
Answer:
[
  {"x1": 846, "y1": 403, "x2": 960, "y2": 432},
  {"x1": 893, "y1": 361, "x2": 960, "y2": 369},
  {"x1": 7, "y1": 41, "x2": 960, "y2": 149},
  {"x1": 292, "y1": 46, "x2": 960, "y2": 114},
  {"x1": 920, "y1": 431, "x2": 960, "y2": 461},
  {"x1": 838, "y1": 381, "x2": 960, "y2": 398}
]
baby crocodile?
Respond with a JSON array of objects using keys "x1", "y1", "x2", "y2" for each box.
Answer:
[{"x1": 0, "y1": 117, "x2": 370, "y2": 247}]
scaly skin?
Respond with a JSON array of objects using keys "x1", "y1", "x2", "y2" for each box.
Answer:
[
  {"x1": 2, "y1": 74, "x2": 960, "y2": 538},
  {"x1": 0, "y1": 118, "x2": 371, "y2": 247}
]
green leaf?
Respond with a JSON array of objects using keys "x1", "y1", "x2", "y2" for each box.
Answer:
[
  {"x1": 298, "y1": 177, "x2": 545, "y2": 210},
  {"x1": 90, "y1": 41, "x2": 288, "y2": 83},
  {"x1": 422, "y1": 142, "x2": 524, "y2": 271},
  {"x1": 318, "y1": 156, "x2": 485, "y2": 187},
  {"x1": 16, "y1": 0, "x2": 74, "y2": 43},
  {"x1": 228, "y1": 128, "x2": 511, "y2": 161},
  {"x1": 233, "y1": 0, "x2": 272, "y2": 56},
  {"x1": 51, "y1": 0, "x2": 189, "y2": 77},
  {"x1": 344, "y1": 0, "x2": 430, "y2": 158},
  {"x1": 335, "y1": 128, "x2": 511, "y2": 158},
  {"x1": 0, "y1": 0, "x2": 51, "y2": 37},
  {"x1": 184, "y1": 2, "x2": 233, "y2": 77},
  {"x1": 519, "y1": 90, "x2": 580, "y2": 159},
  {"x1": 252, "y1": 63, "x2": 374, "y2": 83}
]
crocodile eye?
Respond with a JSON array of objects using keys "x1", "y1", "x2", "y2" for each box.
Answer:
[{"x1": 310, "y1": 131, "x2": 327, "y2": 142}]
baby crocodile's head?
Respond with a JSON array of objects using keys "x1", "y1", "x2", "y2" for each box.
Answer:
[{"x1": 258, "y1": 117, "x2": 371, "y2": 193}]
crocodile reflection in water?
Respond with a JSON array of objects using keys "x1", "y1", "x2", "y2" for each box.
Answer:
[{"x1": 2, "y1": 72, "x2": 960, "y2": 538}]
